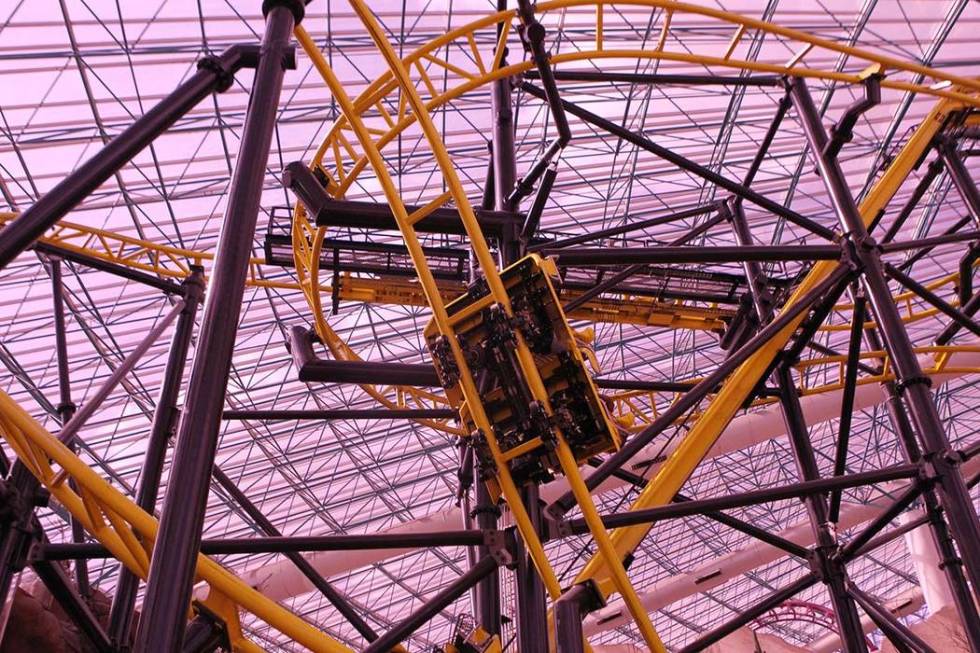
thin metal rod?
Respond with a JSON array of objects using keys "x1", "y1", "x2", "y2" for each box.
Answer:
[
  {"x1": 362, "y1": 556, "x2": 500, "y2": 653},
  {"x1": 32, "y1": 557, "x2": 113, "y2": 653},
  {"x1": 741, "y1": 94, "x2": 791, "y2": 189},
  {"x1": 524, "y1": 69, "x2": 782, "y2": 87},
  {"x1": 561, "y1": 211, "x2": 724, "y2": 313},
  {"x1": 57, "y1": 298, "x2": 186, "y2": 446},
  {"x1": 842, "y1": 482, "x2": 923, "y2": 560},
  {"x1": 544, "y1": 244, "x2": 841, "y2": 266},
  {"x1": 847, "y1": 583, "x2": 936, "y2": 653},
  {"x1": 677, "y1": 573, "x2": 818, "y2": 653},
  {"x1": 34, "y1": 241, "x2": 184, "y2": 295},
  {"x1": 134, "y1": 9, "x2": 296, "y2": 650},
  {"x1": 884, "y1": 262, "x2": 980, "y2": 338},
  {"x1": 48, "y1": 257, "x2": 89, "y2": 597},
  {"x1": 222, "y1": 408, "x2": 456, "y2": 420},
  {"x1": 896, "y1": 215, "x2": 973, "y2": 273},
  {"x1": 879, "y1": 159, "x2": 942, "y2": 242},
  {"x1": 829, "y1": 293, "x2": 866, "y2": 522},
  {"x1": 564, "y1": 465, "x2": 918, "y2": 533},
  {"x1": 881, "y1": 229, "x2": 980, "y2": 253},
  {"x1": 531, "y1": 203, "x2": 717, "y2": 251},
  {"x1": 107, "y1": 270, "x2": 204, "y2": 646},
  {"x1": 522, "y1": 82, "x2": 837, "y2": 241}
]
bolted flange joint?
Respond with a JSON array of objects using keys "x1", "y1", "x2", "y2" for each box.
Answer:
[{"x1": 262, "y1": 0, "x2": 309, "y2": 24}]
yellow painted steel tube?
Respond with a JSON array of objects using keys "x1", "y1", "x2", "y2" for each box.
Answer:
[
  {"x1": 332, "y1": 3, "x2": 667, "y2": 645},
  {"x1": 553, "y1": 439, "x2": 667, "y2": 651}
]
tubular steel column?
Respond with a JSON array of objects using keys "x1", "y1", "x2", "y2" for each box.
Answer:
[
  {"x1": 516, "y1": 483, "x2": 548, "y2": 653},
  {"x1": 48, "y1": 257, "x2": 90, "y2": 598},
  {"x1": 863, "y1": 329, "x2": 980, "y2": 649},
  {"x1": 554, "y1": 582, "x2": 601, "y2": 653},
  {"x1": 727, "y1": 198, "x2": 866, "y2": 651},
  {"x1": 473, "y1": 462, "x2": 502, "y2": 637},
  {"x1": 133, "y1": 5, "x2": 300, "y2": 651},
  {"x1": 107, "y1": 268, "x2": 204, "y2": 648},
  {"x1": 790, "y1": 76, "x2": 980, "y2": 605},
  {"x1": 776, "y1": 366, "x2": 869, "y2": 652}
]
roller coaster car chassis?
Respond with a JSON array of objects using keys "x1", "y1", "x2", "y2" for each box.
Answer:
[{"x1": 425, "y1": 254, "x2": 621, "y2": 499}]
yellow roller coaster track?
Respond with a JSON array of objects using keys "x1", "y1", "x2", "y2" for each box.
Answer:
[
  {"x1": 289, "y1": 0, "x2": 980, "y2": 645},
  {"x1": 0, "y1": 1, "x2": 978, "y2": 649}
]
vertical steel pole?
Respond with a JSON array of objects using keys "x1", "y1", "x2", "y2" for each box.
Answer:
[
  {"x1": 776, "y1": 366, "x2": 869, "y2": 652},
  {"x1": 790, "y1": 76, "x2": 980, "y2": 605},
  {"x1": 554, "y1": 582, "x2": 601, "y2": 653},
  {"x1": 48, "y1": 257, "x2": 90, "y2": 597},
  {"x1": 107, "y1": 269, "x2": 204, "y2": 648},
  {"x1": 516, "y1": 484, "x2": 548, "y2": 653},
  {"x1": 479, "y1": 24, "x2": 516, "y2": 632},
  {"x1": 865, "y1": 325, "x2": 980, "y2": 648},
  {"x1": 473, "y1": 471, "x2": 502, "y2": 637},
  {"x1": 133, "y1": 5, "x2": 300, "y2": 650}
]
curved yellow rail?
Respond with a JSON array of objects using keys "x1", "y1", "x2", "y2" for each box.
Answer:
[
  {"x1": 288, "y1": 0, "x2": 980, "y2": 640},
  {"x1": 290, "y1": 0, "x2": 980, "y2": 441}
]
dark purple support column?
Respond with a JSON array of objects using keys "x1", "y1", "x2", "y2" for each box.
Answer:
[
  {"x1": 0, "y1": 46, "x2": 261, "y2": 271},
  {"x1": 775, "y1": 366, "x2": 868, "y2": 652},
  {"x1": 862, "y1": 327, "x2": 980, "y2": 648},
  {"x1": 48, "y1": 257, "x2": 89, "y2": 597},
  {"x1": 790, "y1": 75, "x2": 980, "y2": 615},
  {"x1": 554, "y1": 582, "x2": 602, "y2": 653},
  {"x1": 474, "y1": 454, "x2": 503, "y2": 638},
  {"x1": 515, "y1": 484, "x2": 548, "y2": 653},
  {"x1": 107, "y1": 268, "x2": 204, "y2": 648},
  {"x1": 727, "y1": 196, "x2": 866, "y2": 651},
  {"x1": 133, "y1": 4, "x2": 300, "y2": 650}
]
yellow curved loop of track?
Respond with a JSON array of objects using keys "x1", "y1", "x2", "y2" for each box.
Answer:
[{"x1": 290, "y1": 0, "x2": 980, "y2": 439}]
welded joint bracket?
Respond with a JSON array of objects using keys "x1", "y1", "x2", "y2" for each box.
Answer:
[
  {"x1": 805, "y1": 542, "x2": 845, "y2": 584},
  {"x1": 483, "y1": 529, "x2": 514, "y2": 568}
]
